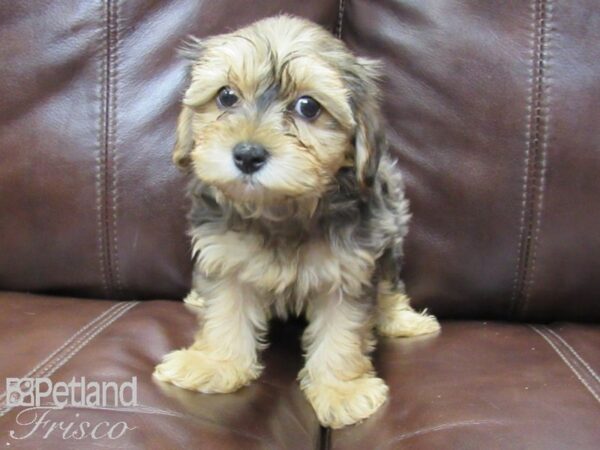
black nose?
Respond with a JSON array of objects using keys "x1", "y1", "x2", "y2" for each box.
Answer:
[{"x1": 232, "y1": 142, "x2": 269, "y2": 174}]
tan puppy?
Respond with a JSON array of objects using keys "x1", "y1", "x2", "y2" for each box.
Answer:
[{"x1": 154, "y1": 15, "x2": 440, "y2": 429}]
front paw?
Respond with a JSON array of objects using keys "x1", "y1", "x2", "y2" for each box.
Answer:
[
  {"x1": 378, "y1": 308, "x2": 441, "y2": 338},
  {"x1": 301, "y1": 375, "x2": 389, "y2": 429},
  {"x1": 153, "y1": 349, "x2": 261, "y2": 394},
  {"x1": 183, "y1": 290, "x2": 205, "y2": 308}
]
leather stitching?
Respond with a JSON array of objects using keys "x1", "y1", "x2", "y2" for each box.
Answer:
[
  {"x1": 0, "y1": 302, "x2": 139, "y2": 417},
  {"x1": 335, "y1": 0, "x2": 345, "y2": 38},
  {"x1": 375, "y1": 420, "x2": 504, "y2": 449},
  {"x1": 109, "y1": 0, "x2": 123, "y2": 296},
  {"x1": 36, "y1": 302, "x2": 138, "y2": 380},
  {"x1": 0, "y1": 302, "x2": 124, "y2": 402},
  {"x1": 531, "y1": 326, "x2": 600, "y2": 404},
  {"x1": 510, "y1": 0, "x2": 538, "y2": 317},
  {"x1": 521, "y1": 0, "x2": 552, "y2": 317},
  {"x1": 546, "y1": 328, "x2": 600, "y2": 383},
  {"x1": 0, "y1": 302, "x2": 134, "y2": 403},
  {"x1": 103, "y1": 0, "x2": 113, "y2": 296},
  {"x1": 97, "y1": 0, "x2": 123, "y2": 298},
  {"x1": 96, "y1": 0, "x2": 110, "y2": 297},
  {"x1": 510, "y1": 0, "x2": 551, "y2": 318}
]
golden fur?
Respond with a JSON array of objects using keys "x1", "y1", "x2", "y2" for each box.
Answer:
[{"x1": 154, "y1": 16, "x2": 440, "y2": 429}]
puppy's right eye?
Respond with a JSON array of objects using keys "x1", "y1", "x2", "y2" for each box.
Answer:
[
  {"x1": 216, "y1": 86, "x2": 239, "y2": 108},
  {"x1": 293, "y1": 96, "x2": 321, "y2": 120}
]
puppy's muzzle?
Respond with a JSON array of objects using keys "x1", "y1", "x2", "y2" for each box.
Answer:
[{"x1": 233, "y1": 142, "x2": 269, "y2": 174}]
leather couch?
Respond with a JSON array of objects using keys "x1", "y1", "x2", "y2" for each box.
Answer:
[{"x1": 1, "y1": 1, "x2": 598, "y2": 448}]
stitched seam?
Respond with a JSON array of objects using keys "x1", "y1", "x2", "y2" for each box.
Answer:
[
  {"x1": 0, "y1": 303, "x2": 132, "y2": 403},
  {"x1": 375, "y1": 420, "x2": 504, "y2": 450},
  {"x1": 38, "y1": 302, "x2": 138, "y2": 378},
  {"x1": 0, "y1": 302, "x2": 137, "y2": 414},
  {"x1": 100, "y1": 0, "x2": 114, "y2": 297},
  {"x1": 99, "y1": 0, "x2": 122, "y2": 297},
  {"x1": 510, "y1": 0, "x2": 537, "y2": 316},
  {"x1": 335, "y1": 0, "x2": 345, "y2": 39},
  {"x1": 521, "y1": 0, "x2": 552, "y2": 317},
  {"x1": 531, "y1": 326, "x2": 600, "y2": 404},
  {"x1": 96, "y1": 0, "x2": 110, "y2": 297},
  {"x1": 510, "y1": 0, "x2": 549, "y2": 318},
  {"x1": 103, "y1": 0, "x2": 113, "y2": 297},
  {"x1": 546, "y1": 328, "x2": 600, "y2": 383},
  {"x1": 0, "y1": 302, "x2": 124, "y2": 402},
  {"x1": 109, "y1": 0, "x2": 123, "y2": 296},
  {"x1": 35, "y1": 302, "x2": 137, "y2": 378},
  {"x1": 0, "y1": 302, "x2": 139, "y2": 417}
]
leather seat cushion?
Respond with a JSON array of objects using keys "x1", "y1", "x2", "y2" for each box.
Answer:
[
  {"x1": 1, "y1": 293, "x2": 598, "y2": 449},
  {"x1": 0, "y1": 293, "x2": 320, "y2": 449},
  {"x1": 331, "y1": 322, "x2": 600, "y2": 449}
]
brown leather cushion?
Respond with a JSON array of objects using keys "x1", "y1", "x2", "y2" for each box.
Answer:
[
  {"x1": 0, "y1": 293, "x2": 320, "y2": 449},
  {"x1": 0, "y1": 0, "x2": 340, "y2": 301},
  {"x1": 330, "y1": 321, "x2": 600, "y2": 450},
  {"x1": 1, "y1": 293, "x2": 598, "y2": 449},
  {"x1": 2, "y1": 1, "x2": 600, "y2": 322},
  {"x1": 344, "y1": 0, "x2": 600, "y2": 322}
]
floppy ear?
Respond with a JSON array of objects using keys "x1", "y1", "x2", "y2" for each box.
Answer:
[
  {"x1": 172, "y1": 105, "x2": 195, "y2": 171},
  {"x1": 350, "y1": 57, "x2": 387, "y2": 188},
  {"x1": 172, "y1": 37, "x2": 206, "y2": 171}
]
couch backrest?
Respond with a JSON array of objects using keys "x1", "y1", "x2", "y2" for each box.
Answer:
[
  {"x1": 1, "y1": 1, "x2": 599, "y2": 322},
  {"x1": 344, "y1": 0, "x2": 600, "y2": 322},
  {"x1": 0, "y1": 0, "x2": 340, "y2": 300}
]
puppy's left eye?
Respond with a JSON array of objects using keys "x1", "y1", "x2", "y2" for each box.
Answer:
[
  {"x1": 217, "y1": 86, "x2": 239, "y2": 108},
  {"x1": 293, "y1": 96, "x2": 321, "y2": 120}
]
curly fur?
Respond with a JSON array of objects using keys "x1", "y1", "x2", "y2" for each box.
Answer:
[{"x1": 154, "y1": 15, "x2": 440, "y2": 429}]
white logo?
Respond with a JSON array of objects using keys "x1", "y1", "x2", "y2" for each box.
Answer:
[
  {"x1": 6, "y1": 377, "x2": 137, "y2": 408},
  {"x1": 5, "y1": 377, "x2": 138, "y2": 441}
]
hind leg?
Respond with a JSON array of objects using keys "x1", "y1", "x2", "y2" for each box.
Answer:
[{"x1": 376, "y1": 281, "x2": 440, "y2": 337}]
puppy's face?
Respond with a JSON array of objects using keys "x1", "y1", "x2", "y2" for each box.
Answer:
[{"x1": 174, "y1": 16, "x2": 384, "y2": 206}]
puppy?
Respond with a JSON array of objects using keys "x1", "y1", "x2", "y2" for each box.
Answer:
[{"x1": 154, "y1": 15, "x2": 440, "y2": 429}]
